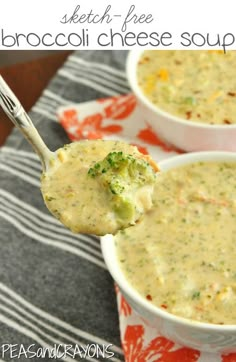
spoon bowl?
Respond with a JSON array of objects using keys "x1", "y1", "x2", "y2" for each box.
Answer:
[{"x1": 0, "y1": 76, "x2": 158, "y2": 236}]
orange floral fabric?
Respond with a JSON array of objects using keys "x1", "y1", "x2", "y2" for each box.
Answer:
[
  {"x1": 123, "y1": 326, "x2": 200, "y2": 362},
  {"x1": 58, "y1": 93, "x2": 180, "y2": 155},
  {"x1": 137, "y1": 124, "x2": 182, "y2": 153}
]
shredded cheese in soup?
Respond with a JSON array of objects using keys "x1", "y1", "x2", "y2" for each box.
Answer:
[
  {"x1": 137, "y1": 50, "x2": 236, "y2": 125},
  {"x1": 41, "y1": 140, "x2": 157, "y2": 236},
  {"x1": 116, "y1": 161, "x2": 236, "y2": 324}
]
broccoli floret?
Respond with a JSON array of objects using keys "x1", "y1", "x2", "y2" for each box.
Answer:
[
  {"x1": 88, "y1": 151, "x2": 156, "y2": 194},
  {"x1": 88, "y1": 152, "x2": 157, "y2": 226}
]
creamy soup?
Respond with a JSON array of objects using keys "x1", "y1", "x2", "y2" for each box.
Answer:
[
  {"x1": 116, "y1": 161, "x2": 236, "y2": 324},
  {"x1": 41, "y1": 140, "x2": 157, "y2": 236},
  {"x1": 137, "y1": 50, "x2": 236, "y2": 125}
]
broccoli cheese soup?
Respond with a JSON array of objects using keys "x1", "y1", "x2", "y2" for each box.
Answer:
[
  {"x1": 41, "y1": 140, "x2": 158, "y2": 236},
  {"x1": 137, "y1": 50, "x2": 236, "y2": 125},
  {"x1": 115, "y1": 161, "x2": 236, "y2": 324}
]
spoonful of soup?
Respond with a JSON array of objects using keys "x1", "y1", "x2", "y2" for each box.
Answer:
[{"x1": 0, "y1": 76, "x2": 158, "y2": 235}]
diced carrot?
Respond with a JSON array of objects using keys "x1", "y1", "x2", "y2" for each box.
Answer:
[
  {"x1": 195, "y1": 305, "x2": 204, "y2": 312},
  {"x1": 158, "y1": 68, "x2": 169, "y2": 81}
]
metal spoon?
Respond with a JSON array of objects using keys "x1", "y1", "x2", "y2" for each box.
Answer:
[
  {"x1": 0, "y1": 75, "x2": 54, "y2": 171},
  {"x1": 0, "y1": 75, "x2": 158, "y2": 235}
]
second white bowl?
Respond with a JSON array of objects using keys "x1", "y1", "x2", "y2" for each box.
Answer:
[
  {"x1": 101, "y1": 151, "x2": 236, "y2": 353},
  {"x1": 126, "y1": 50, "x2": 236, "y2": 152}
]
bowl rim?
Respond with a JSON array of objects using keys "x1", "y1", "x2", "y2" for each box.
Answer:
[
  {"x1": 101, "y1": 151, "x2": 236, "y2": 332},
  {"x1": 126, "y1": 49, "x2": 236, "y2": 130}
]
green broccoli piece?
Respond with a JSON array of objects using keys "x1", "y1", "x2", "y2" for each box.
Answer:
[
  {"x1": 88, "y1": 151, "x2": 156, "y2": 193},
  {"x1": 88, "y1": 152, "x2": 157, "y2": 226}
]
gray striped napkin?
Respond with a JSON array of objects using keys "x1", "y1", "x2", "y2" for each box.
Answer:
[{"x1": 0, "y1": 51, "x2": 129, "y2": 362}]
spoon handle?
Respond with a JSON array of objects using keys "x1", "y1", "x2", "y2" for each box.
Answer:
[{"x1": 0, "y1": 76, "x2": 54, "y2": 171}]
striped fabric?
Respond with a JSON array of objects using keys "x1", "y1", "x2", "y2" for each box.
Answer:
[{"x1": 0, "y1": 51, "x2": 128, "y2": 362}]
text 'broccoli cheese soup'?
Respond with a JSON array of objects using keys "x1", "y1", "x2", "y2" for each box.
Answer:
[
  {"x1": 41, "y1": 140, "x2": 157, "y2": 236},
  {"x1": 115, "y1": 161, "x2": 236, "y2": 325},
  {"x1": 137, "y1": 50, "x2": 236, "y2": 125}
]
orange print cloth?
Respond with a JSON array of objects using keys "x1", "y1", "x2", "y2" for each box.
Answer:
[
  {"x1": 57, "y1": 94, "x2": 236, "y2": 362},
  {"x1": 58, "y1": 94, "x2": 180, "y2": 159}
]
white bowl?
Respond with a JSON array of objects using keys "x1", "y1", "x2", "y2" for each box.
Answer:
[
  {"x1": 126, "y1": 50, "x2": 236, "y2": 152},
  {"x1": 101, "y1": 151, "x2": 236, "y2": 353}
]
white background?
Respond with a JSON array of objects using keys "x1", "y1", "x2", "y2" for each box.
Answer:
[{"x1": 0, "y1": 0, "x2": 235, "y2": 50}]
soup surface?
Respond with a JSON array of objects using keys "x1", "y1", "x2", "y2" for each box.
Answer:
[
  {"x1": 41, "y1": 140, "x2": 157, "y2": 235},
  {"x1": 116, "y1": 161, "x2": 236, "y2": 324},
  {"x1": 137, "y1": 50, "x2": 236, "y2": 125}
]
